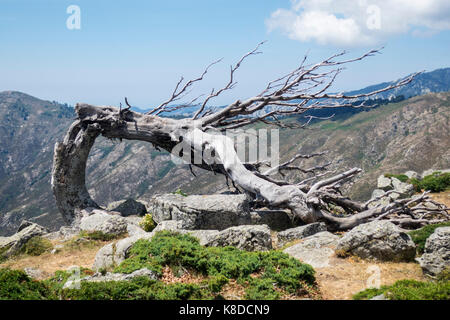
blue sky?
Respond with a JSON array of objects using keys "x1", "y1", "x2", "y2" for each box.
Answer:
[{"x1": 1, "y1": 0, "x2": 449, "y2": 108}]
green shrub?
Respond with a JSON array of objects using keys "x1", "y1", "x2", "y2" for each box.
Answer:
[
  {"x1": 245, "y1": 278, "x2": 281, "y2": 300},
  {"x1": 139, "y1": 213, "x2": 157, "y2": 232},
  {"x1": 437, "y1": 268, "x2": 450, "y2": 281},
  {"x1": 80, "y1": 231, "x2": 123, "y2": 241},
  {"x1": 410, "y1": 172, "x2": 450, "y2": 193},
  {"x1": 173, "y1": 189, "x2": 188, "y2": 197},
  {"x1": 385, "y1": 172, "x2": 450, "y2": 193},
  {"x1": 420, "y1": 172, "x2": 450, "y2": 192},
  {"x1": 353, "y1": 279, "x2": 450, "y2": 300},
  {"x1": 409, "y1": 177, "x2": 422, "y2": 192},
  {"x1": 21, "y1": 236, "x2": 53, "y2": 256},
  {"x1": 206, "y1": 274, "x2": 229, "y2": 293},
  {"x1": 115, "y1": 231, "x2": 316, "y2": 299},
  {"x1": 60, "y1": 277, "x2": 213, "y2": 300},
  {"x1": 79, "y1": 231, "x2": 123, "y2": 242},
  {"x1": 0, "y1": 245, "x2": 10, "y2": 262},
  {"x1": 0, "y1": 268, "x2": 56, "y2": 300},
  {"x1": 408, "y1": 222, "x2": 450, "y2": 254}
]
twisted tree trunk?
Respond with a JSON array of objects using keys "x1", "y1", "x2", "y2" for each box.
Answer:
[
  {"x1": 51, "y1": 47, "x2": 448, "y2": 229},
  {"x1": 52, "y1": 104, "x2": 448, "y2": 230}
]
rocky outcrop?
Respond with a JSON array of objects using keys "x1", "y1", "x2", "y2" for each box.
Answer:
[
  {"x1": 107, "y1": 199, "x2": 147, "y2": 217},
  {"x1": 283, "y1": 232, "x2": 339, "y2": 268},
  {"x1": 336, "y1": 221, "x2": 416, "y2": 262},
  {"x1": 376, "y1": 175, "x2": 414, "y2": 197},
  {"x1": 79, "y1": 210, "x2": 128, "y2": 236},
  {"x1": 149, "y1": 194, "x2": 252, "y2": 230},
  {"x1": 277, "y1": 223, "x2": 327, "y2": 247},
  {"x1": 417, "y1": 227, "x2": 450, "y2": 277},
  {"x1": 0, "y1": 221, "x2": 48, "y2": 259}
]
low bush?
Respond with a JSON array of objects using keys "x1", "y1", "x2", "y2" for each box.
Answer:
[
  {"x1": 115, "y1": 231, "x2": 316, "y2": 299},
  {"x1": 21, "y1": 236, "x2": 53, "y2": 256},
  {"x1": 384, "y1": 171, "x2": 450, "y2": 193},
  {"x1": 60, "y1": 277, "x2": 212, "y2": 300},
  {"x1": 139, "y1": 213, "x2": 157, "y2": 232},
  {"x1": 408, "y1": 222, "x2": 450, "y2": 254},
  {"x1": 173, "y1": 189, "x2": 188, "y2": 197},
  {"x1": 353, "y1": 279, "x2": 450, "y2": 300},
  {"x1": 0, "y1": 268, "x2": 56, "y2": 300},
  {"x1": 410, "y1": 172, "x2": 450, "y2": 193},
  {"x1": 79, "y1": 231, "x2": 123, "y2": 242}
]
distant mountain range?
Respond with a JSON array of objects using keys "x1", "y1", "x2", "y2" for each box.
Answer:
[
  {"x1": 0, "y1": 67, "x2": 449, "y2": 235},
  {"x1": 346, "y1": 68, "x2": 450, "y2": 99},
  {"x1": 132, "y1": 67, "x2": 450, "y2": 116}
]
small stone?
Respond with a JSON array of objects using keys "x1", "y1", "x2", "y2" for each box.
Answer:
[
  {"x1": 404, "y1": 171, "x2": 419, "y2": 179},
  {"x1": 377, "y1": 175, "x2": 393, "y2": 191}
]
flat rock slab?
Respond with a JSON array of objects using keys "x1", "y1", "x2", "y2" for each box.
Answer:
[
  {"x1": 149, "y1": 194, "x2": 252, "y2": 230},
  {"x1": 283, "y1": 232, "x2": 339, "y2": 268},
  {"x1": 277, "y1": 222, "x2": 327, "y2": 247}
]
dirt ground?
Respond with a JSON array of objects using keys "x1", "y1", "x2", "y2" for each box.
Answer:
[
  {"x1": 0, "y1": 240, "x2": 109, "y2": 280},
  {"x1": 430, "y1": 190, "x2": 450, "y2": 208},
  {"x1": 314, "y1": 255, "x2": 426, "y2": 300}
]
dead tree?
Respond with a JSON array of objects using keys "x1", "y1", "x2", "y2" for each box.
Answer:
[{"x1": 51, "y1": 44, "x2": 449, "y2": 230}]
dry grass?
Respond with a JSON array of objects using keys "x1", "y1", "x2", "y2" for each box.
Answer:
[
  {"x1": 0, "y1": 239, "x2": 114, "y2": 280},
  {"x1": 220, "y1": 279, "x2": 247, "y2": 300},
  {"x1": 161, "y1": 266, "x2": 205, "y2": 285},
  {"x1": 430, "y1": 190, "x2": 450, "y2": 208},
  {"x1": 315, "y1": 255, "x2": 427, "y2": 300}
]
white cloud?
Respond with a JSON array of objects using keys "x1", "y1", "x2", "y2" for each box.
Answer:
[{"x1": 266, "y1": 0, "x2": 450, "y2": 47}]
